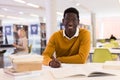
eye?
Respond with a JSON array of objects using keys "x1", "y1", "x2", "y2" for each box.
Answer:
[{"x1": 64, "y1": 18, "x2": 78, "y2": 22}]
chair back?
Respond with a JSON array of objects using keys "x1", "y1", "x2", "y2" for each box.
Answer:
[
  {"x1": 92, "y1": 48, "x2": 113, "y2": 63},
  {"x1": 110, "y1": 40, "x2": 119, "y2": 48}
]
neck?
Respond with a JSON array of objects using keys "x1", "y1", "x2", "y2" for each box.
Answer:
[{"x1": 65, "y1": 30, "x2": 76, "y2": 38}]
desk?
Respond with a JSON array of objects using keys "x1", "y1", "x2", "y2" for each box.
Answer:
[
  {"x1": 89, "y1": 48, "x2": 120, "y2": 62},
  {"x1": 0, "y1": 47, "x2": 15, "y2": 51},
  {"x1": 0, "y1": 44, "x2": 15, "y2": 51},
  {"x1": 1, "y1": 63, "x2": 120, "y2": 80}
]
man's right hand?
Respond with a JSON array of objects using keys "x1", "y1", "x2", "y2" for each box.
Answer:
[{"x1": 49, "y1": 56, "x2": 61, "y2": 68}]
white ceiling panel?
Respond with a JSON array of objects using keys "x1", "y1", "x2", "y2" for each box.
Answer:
[{"x1": 0, "y1": 0, "x2": 120, "y2": 21}]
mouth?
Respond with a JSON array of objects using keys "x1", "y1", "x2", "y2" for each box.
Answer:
[
  {"x1": 68, "y1": 27, "x2": 73, "y2": 29},
  {"x1": 68, "y1": 25, "x2": 73, "y2": 29}
]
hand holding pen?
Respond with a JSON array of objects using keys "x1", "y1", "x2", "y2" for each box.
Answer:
[{"x1": 49, "y1": 56, "x2": 61, "y2": 68}]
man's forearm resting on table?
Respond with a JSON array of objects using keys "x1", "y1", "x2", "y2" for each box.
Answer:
[{"x1": 57, "y1": 54, "x2": 88, "y2": 64}]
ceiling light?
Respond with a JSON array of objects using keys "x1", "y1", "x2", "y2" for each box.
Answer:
[
  {"x1": 56, "y1": 12, "x2": 63, "y2": 16},
  {"x1": 1, "y1": 8, "x2": 8, "y2": 11},
  {"x1": 30, "y1": 14, "x2": 39, "y2": 17},
  {"x1": 27, "y1": 3, "x2": 39, "y2": 8},
  {"x1": 19, "y1": 11, "x2": 24, "y2": 14},
  {"x1": 76, "y1": 3, "x2": 80, "y2": 6},
  {"x1": 0, "y1": 15, "x2": 5, "y2": 17},
  {"x1": 14, "y1": 0, "x2": 26, "y2": 4},
  {"x1": 7, "y1": 16, "x2": 24, "y2": 20}
]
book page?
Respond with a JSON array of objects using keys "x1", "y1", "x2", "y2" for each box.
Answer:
[
  {"x1": 88, "y1": 71, "x2": 115, "y2": 77},
  {"x1": 83, "y1": 63, "x2": 116, "y2": 77},
  {"x1": 49, "y1": 64, "x2": 97, "y2": 78},
  {"x1": 50, "y1": 65, "x2": 86, "y2": 78}
]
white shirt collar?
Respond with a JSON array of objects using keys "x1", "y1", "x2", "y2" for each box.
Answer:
[{"x1": 63, "y1": 27, "x2": 79, "y2": 40}]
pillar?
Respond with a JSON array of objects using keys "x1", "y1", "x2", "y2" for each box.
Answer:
[
  {"x1": 91, "y1": 12, "x2": 96, "y2": 47},
  {"x1": 0, "y1": 20, "x2": 2, "y2": 26},
  {"x1": 45, "y1": 0, "x2": 57, "y2": 42}
]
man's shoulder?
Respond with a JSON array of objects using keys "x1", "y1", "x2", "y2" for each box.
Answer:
[
  {"x1": 79, "y1": 28, "x2": 90, "y2": 33},
  {"x1": 78, "y1": 29, "x2": 90, "y2": 39},
  {"x1": 53, "y1": 30, "x2": 63, "y2": 35},
  {"x1": 51, "y1": 30, "x2": 63, "y2": 37}
]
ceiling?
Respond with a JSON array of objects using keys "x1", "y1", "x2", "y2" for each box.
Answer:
[{"x1": 0, "y1": 0, "x2": 120, "y2": 22}]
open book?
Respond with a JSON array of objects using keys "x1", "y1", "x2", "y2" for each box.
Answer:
[{"x1": 49, "y1": 64, "x2": 116, "y2": 79}]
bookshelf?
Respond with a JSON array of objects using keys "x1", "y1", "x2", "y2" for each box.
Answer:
[
  {"x1": 40, "y1": 23, "x2": 46, "y2": 54},
  {"x1": 0, "y1": 26, "x2": 3, "y2": 44},
  {"x1": 13, "y1": 24, "x2": 28, "y2": 44}
]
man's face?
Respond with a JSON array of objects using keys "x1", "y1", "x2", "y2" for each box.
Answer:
[{"x1": 63, "y1": 13, "x2": 79, "y2": 33}]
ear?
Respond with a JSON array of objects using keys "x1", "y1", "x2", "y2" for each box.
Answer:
[
  {"x1": 78, "y1": 20, "x2": 80, "y2": 25},
  {"x1": 62, "y1": 19, "x2": 65, "y2": 26},
  {"x1": 62, "y1": 19, "x2": 64, "y2": 24}
]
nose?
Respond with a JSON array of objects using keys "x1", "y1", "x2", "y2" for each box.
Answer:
[{"x1": 68, "y1": 20, "x2": 74, "y2": 26}]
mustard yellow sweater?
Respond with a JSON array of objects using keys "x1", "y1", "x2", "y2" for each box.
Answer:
[{"x1": 42, "y1": 29, "x2": 91, "y2": 65}]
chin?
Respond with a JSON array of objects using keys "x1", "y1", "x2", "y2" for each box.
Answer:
[{"x1": 68, "y1": 28, "x2": 74, "y2": 31}]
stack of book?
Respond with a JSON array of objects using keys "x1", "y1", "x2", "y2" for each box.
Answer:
[{"x1": 6, "y1": 54, "x2": 43, "y2": 73}]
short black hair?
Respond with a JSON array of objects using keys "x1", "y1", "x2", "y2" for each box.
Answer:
[{"x1": 63, "y1": 7, "x2": 79, "y2": 19}]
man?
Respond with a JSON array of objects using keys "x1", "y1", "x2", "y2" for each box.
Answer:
[{"x1": 42, "y1": 7, "x2": 91, "y2": 68}]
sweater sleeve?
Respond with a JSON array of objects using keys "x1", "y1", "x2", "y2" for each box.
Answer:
[
  {"x1": 42, "y1": 33, "x2": 56, "y2": 66},
  {"x1": 57, "y1": 30, "x2": 91, "y2": 64}
]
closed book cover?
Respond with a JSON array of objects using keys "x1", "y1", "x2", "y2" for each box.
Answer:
[{"x1": 8, "y1": 54, "x2": 43, "y2": 72}]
